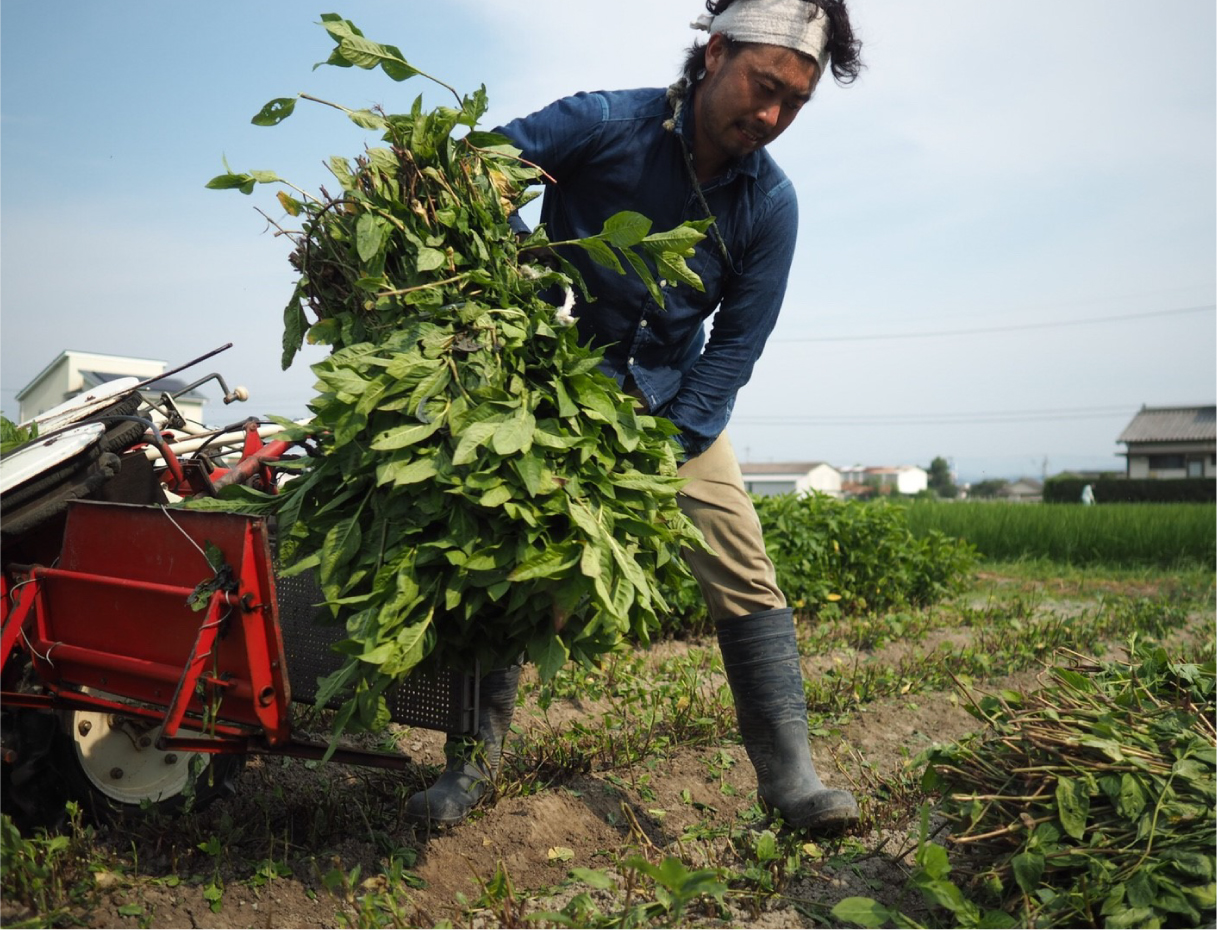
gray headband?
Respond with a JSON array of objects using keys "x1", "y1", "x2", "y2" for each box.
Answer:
[{"x1": 692, "y1": 0, "x2": 830, "y2": 76}]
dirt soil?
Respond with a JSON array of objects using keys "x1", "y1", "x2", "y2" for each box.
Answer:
[{"x1": 3, "y1": 575, "x2": 1210, "y2": 929}]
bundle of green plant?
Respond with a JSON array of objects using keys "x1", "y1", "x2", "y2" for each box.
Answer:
[
  {"x1": 921, "y1": 641, "x2": 1216, "y2": 928},
  {"x1": 750, "y1": 494, "x2": 977, "y2": 619},
  {"x1": 203, "y1": 16, "x2": 710, "y2": 737}
]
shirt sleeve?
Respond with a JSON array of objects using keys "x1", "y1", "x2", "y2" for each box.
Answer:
[{"x1": 658, "y1": 181, "x2": 798, "y2": 457}]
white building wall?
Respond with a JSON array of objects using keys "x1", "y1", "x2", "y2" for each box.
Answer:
[
  {"x1": 1125, "y1": 445, "x2": 1216, "y2": 480},
  {"x1": 895, "y1": 468, "x2": 928, "y2": 495},
  {"x1": 17, "y1": 351, "x2": 207, "y2": 428},
  {"x1": 17, "y1": 360, "x2": 72, "y2": 423},
  {"x1": 804, "y1": 464, "x2": 842, "y2": 497}
]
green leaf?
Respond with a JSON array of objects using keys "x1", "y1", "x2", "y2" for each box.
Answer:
[
  {"x1": 578, "y1": 237, "x2": 624, "y2": 274},
  {"x1": 251, "y1": 97, "x2": 297, "y2": 126},
  {"x1": 452, "y1": 420, "x2": 499, "y2": 466},
  {"x1": 320, "y1": 516, "x2": 362, "y2": 585},
  {"x1": 620, "y1": 247, "x2": 664, "y2": 307},
  {"x1": 529, "y1": 634, "x2": 569, "y2": 682},
  {"x1": 1055, "y1": 775, "x2": 1090, "y2": 840},
  {"x1": 1116, "y1": 773, "x2": 1147, "y2": 820},
  {"x1": 569, "y1": 867, "x2": 616, "y2": 890},
  {"x1": 479, "y1": 485, "x2": 513, "y2": 508},
  {"x1": 356, "y1": 212, "x2": 390, "y2": 262},
  {"x1": 376, "y1": 455, "x2": 439, "y2": 487},
  {"x1": 1126, "y1": 869, "x2": 1154, "y2": 908},
  {"x1": 321, "y1": 18, "x2": 420, "y2": 81},
  {"x1": 204, "y1": 172, "x2": 255, "y2": 193},
  {"x1": 567, "y1": 499, "x2": 603, "y2": 540},
  {"x1": 416, "y1": 247, "x2": 447, "y2": 272},
  {"x1": 654, "y1": 249, "x2": 705, "y2": 292},
  {"x1": 513, "y1": 451, "x2": 545, "y2": 496},
  {"x1": 600, "y1": 211, "x2": 652, "y2": 248},
  {"x1": 640, "y1": 222, "x2": 708, "y2": 253},
  {"x1": 831, "y1": 897, "x2": 895, "y2": 928},
  {"x1": 612, "y1": 471, "x2": 682, "y2": 494},
  {"x1": 370, "y1": 420, "x2": 441, "y2": 451},
  {"x1": 348, "y1": 108, "x2": 387, "y2": 130},
  {"x1": 328, "y1": 155, "x2": 355, "y2": 190},
  {"x1": 492, "y1": 411, "x2": 535, "y2": 456},
  {"x1": 916, "y1": 841, "x2": 951, "y2": 880},
  {"x1": 277, "y1": 190, "x2": 303, "y2": 216},
  {"x1": 508, "y1": 545, "x2": 580, "y2": 582},
  {"x1": 1104, "y1": 906, "x2": 1157, "y2": 929},
  {"x1": 1011, "y1": 851, "x2": 1044, "y2": 894},
  {"x1": 978, "y1": 910, "x2": 1018, "y2": 929}
]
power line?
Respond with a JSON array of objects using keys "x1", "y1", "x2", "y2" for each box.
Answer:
[
  {"x1": 733, "y1": 404, "x2": 1139, "y2": 427},
  {"x1": 780, "y1": 304, "x2": 1214, "y2": 343}
]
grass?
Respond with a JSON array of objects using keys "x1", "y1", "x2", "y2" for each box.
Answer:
[{"x1": 903, "y1": 501, "x2": 1216, "y2": 568}]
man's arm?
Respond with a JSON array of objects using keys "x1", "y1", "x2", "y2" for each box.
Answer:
[{"x1": 658, "y1": 184, "x2": 799, "y2": 457}]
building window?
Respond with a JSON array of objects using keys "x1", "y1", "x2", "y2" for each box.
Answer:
[
  {"x1": 1187, "y1": 459, "x2": 1204, "y2": 478},
  {"x1": 1147, "y1": 454, "x2": 1185, "y2": 469}
]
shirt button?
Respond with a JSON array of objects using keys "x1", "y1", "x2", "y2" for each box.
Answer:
[
  {"x1": 639, "y1": 319, "x2": 648, "y2": 328},
  {"x1": 628, "y1": 357, "x2": 636, "y2": 366}
]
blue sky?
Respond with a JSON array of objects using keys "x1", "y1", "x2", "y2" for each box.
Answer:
[{"x1": 3, "y1": 1, "x2": 1214, "y2": 481}]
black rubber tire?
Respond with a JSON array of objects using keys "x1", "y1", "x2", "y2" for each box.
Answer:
[
  {"x1": 91, "y1": 393, "x2": 150, "y2": 454},
  {"x1": 0, "y1": 443, "x2": 103, "y2": 512},
  {"x1": 0, "y1": 453, "x2": 120, "y2": 540}
]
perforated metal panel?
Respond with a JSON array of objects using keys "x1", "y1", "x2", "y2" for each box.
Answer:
[{"x1": 275, "y1": 568, "x2": 478, "y2": 735}]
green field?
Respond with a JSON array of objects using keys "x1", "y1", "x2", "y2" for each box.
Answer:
[{"x1": 903, "y1": 500, "x2": 1216, "y2": 567}]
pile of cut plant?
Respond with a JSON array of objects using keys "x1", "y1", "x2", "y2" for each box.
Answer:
[
  {"x1": 204, "y1": 15, "x2": 709, "y2": 737},
  {"x1": 920, "y1": 641, "x2": 1216, "y2": 928}
]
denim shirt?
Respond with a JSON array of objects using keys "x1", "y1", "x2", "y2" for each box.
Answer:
[{"x1": 497, "y1": 87, "x2": 798, "y2": 457}]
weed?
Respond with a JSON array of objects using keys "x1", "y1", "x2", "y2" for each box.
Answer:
[{"x1": 0, "y1": 802, "x2": 98, "y2": 923}]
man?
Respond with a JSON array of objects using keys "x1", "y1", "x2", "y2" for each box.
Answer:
[{"x1": 406, "y1": 0, "x2": 864, "y2": 831}]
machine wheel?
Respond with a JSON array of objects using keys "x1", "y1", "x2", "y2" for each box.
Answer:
[{"x1": 55, "y1": 700, "x2": 245, "y2": 824}]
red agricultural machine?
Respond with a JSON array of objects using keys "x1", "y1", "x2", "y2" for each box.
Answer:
[{"x1": 1, "y1": 349, "x2": 476, "y2": 827}]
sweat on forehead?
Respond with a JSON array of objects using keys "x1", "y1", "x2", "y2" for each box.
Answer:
[{"x1": 692, "y1": 0, "x2": 830, "y2": 76}]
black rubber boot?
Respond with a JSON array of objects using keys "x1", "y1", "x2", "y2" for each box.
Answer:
[
  {"x1": 717, "y1": 608, "x2": 859, "y2": 831},
  {"x1": 404, "y1": 665, "x2": 520, "y2": 826}
]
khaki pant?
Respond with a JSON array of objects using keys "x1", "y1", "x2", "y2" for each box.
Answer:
[{"x1": 676, "y1": 432, "x2": 785, "y2": 621}]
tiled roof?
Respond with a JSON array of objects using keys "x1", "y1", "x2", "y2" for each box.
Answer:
[
  {"x1": 1117, "y1": 405, "x2": 1216, "y2": 443},
  {"x1": 739, "y1": 462, "x2": 831, "y2": 475}
]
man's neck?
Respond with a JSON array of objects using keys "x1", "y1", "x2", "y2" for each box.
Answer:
[{"x1": 689, "y1": 91, "x2": 727, "y2": 184}]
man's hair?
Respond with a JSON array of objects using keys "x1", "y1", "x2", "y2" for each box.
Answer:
[{"x1": 680, "y1": 0, "x2": 863, "y2": 87}]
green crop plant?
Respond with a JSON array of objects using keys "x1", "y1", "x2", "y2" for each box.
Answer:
[
  {"x1": 904, "y1": 501, "x2": 1216, "y2": 568},
  {"x1": 203, "y1": 15, "x2": 714, "y2": 745},
  {"x1": 750, "y1": 494, "x2": 977, "y2": 621},
  {"x1": 919, "y1": 641, "x2": 1216, "y2": 928}
]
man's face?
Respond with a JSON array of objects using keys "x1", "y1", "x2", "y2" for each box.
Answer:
[{"x1": 695, "y1": 33, "x2": 819, "y2": 170}]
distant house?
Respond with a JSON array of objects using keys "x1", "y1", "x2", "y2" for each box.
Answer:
[
  {"x1": 16, "y1": 351, "x2": 208, "y2": 427},
  {"x1": 1117, "y1": 404, "x2": 1216, "y2": 479},
  {"x1": 997, "y1": 478, "x2": 1044, "y2": 502},
  {"x1": 839, "y1": 464, "x2": 929, "y2": 496},
  {"x1": 739, "y1": 462, "x2": 842, "y2": 498}
]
